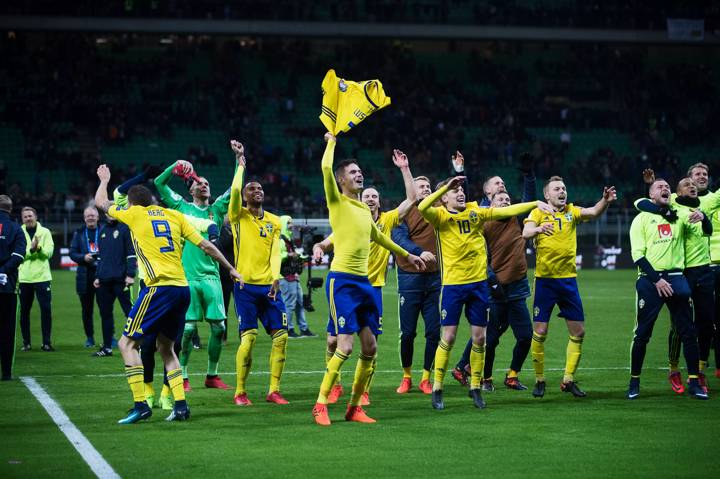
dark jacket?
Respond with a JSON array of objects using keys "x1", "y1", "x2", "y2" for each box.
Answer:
[
  {"x1": 0, "y1": 211, "x2": 27, "y2": 294},
  {"x1": 70, "y1": 225, "x2": 100, "y2": 294},
  {"x1": 96, "y1": 220, "x2": 137, "y2": 282}
]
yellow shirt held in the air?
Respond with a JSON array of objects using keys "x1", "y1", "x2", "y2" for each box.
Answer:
[
  {"x1": 320, "y1": 69, "x2": 391, "y2": 136},
  {"x1": 228, "y1": 165, "x2": 282, "y2": 286},
  {"x1": 525, "y1": 205, "x2": 583, "y2": 278},
  {"x1": 107, "y1": 205, "x2": 203, "y2": 287}
]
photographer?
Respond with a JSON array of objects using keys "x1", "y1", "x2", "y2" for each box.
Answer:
[
  {"x1": 70, "y1": 206, "x2": 101, "y2": 348},
  {"x1": 279, "y1": 216, "x2": 315, "y2": 338}
]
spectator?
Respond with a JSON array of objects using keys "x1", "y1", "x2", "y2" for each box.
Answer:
[
  {"x1": 18, "y1": 206, "x2": 55, "y2": 351},
  {"x1": 0, "y1": 195, "x2": 26, "y2": 380},
  {"x1": 70, "y1": 206, "x2": 101, "y2": 348},
  {"x1": 279, "y1": 215, "x2": 315, "y2": 338}
]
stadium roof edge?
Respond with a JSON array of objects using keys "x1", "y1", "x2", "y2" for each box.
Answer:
[{"x1": 0, "y1": 15, "x2": 718, "y2": 45}]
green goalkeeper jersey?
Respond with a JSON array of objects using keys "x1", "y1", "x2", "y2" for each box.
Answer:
[{"x1": 153, "y1": 163, "x2": 232, "y2": 280}]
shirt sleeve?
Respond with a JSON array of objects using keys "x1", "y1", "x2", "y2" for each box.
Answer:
[
  {"x1": 38, "y1": 227, "x2": 54, "y2": 260},
  {"x1": 270, "y1": 223, "x2": 282, "y2": 280},
  {"x1": 322, "y1": 140, "x2": 341, "y2": 205},
  {"x1": 228, "y1": 165, "x2": 245, "y2": 223},
  {"x1": 390, "y1": 222, "x2": 423, "y2": 256},
  {"x1": 153, "y1": 163, "x2": 184, "y2": 209},
  {"x1": 629, "y1": 215, "x2": 646, "y2": 262},
  {"x1": 523, "y1": 208, "x2": 541, "y2": 225},
  {"x1": 0, "y1": 226, "x2": 27, "y2": 274},
  {"x1": 370, "y1": 221, "x2": 409, "y2": 258},
  {"x1": 107, "y1": 204, "x2": 134, "y2": 224},
  {"x1": 571, "y1": 205, "x2": 583, "y2": 224},
  {"x1": 417, "y1": 185, "x2": 447, "y2": 227},
  {"x1": 702, "y1": 190, "x2": 720, "y2": 215},
  {"x1": 486, "y1": 201, "x2": 538, "y2": 221},
  {"x1": 178, "y1": 213, "x2": 204, "y2": 246}
]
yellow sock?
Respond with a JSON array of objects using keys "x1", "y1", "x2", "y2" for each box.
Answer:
[
  {"x1": 700, "y1": 360, "x2": 707, "y2": 373},
  {"x1": 470, "y1": 343, "x2": 485, "y2": 389},
  {"x1": 403, "y1": 366, "x2": 412, "y2": 378},
  {"x1": 235, "y1": 329, "x2": 257, "y2": 395},
  {"x1": 421, "y1": 369, "x2": 431, "y2": 382},
  {"x1": 166, "y1": 368, "x2": 185, "y2": 402},
  {"x1": 326, "y1": 347, "x2": 341, "y2": 384},
  {"x1": 432, "y1": 340, "x2": 453, "y2": 391},
  {"x1": 268, "y1": 330, "x2": 288, "y2": 394},
  {"x1": 349, "y1": 354, "x2": 375, "y2": 406},
  {"x1": 144, "y1": 382, "x2": 155, "y2": 398},
  {"x1": 364, "y1": 358, "x2": 377, "y2": 394},
  {"x1": 507, "y1": 369, "x2": 519, "y2": 379},
  {"x1": 563, "y1": 335, "x2": 583, "y2": 383},
  {"x1": 531, "y1": 332, "x2": 546, "y2": 382},
  {"x1": 160, "y1": 384, "x2": 171, "y2": 398},
  {"x1": 317, "y1": 350, "x2": 349, "y2": 404},
  {"x1": 125, "y1": 366, "x2": 145, "y2": 403}
]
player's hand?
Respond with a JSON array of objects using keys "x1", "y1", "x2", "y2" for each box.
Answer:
[
  {"x1": 97, "y1": 164, "x2": 111, "y2": 183},
  {"x1": 688, "y1": 210, "x2": 704, "y2": 224},
  {"x1": 655, "y1": 278, "x2": 673, "y2": 298},
  {"x1": 537, "y1": 201, "x2": 554, "y2": 214},
  {"x1": 324, "y1": 132, "x2": 336, "y2": 143},
  {"x1": 446, "y1": 176, "x2": 466, "y2": 191},
  {"x1": 84, "y1": 253, "x2": 94, "y2": 264},
  {"x1": 230, "y1": 269, "x2": 244, "y2": 287},
  {"x1": 538, "y1": 223, "x2": 554, "y2": 236},
  {"x1": 268, "y1": 279, "x2": 280, "y2": 300},
  {"x1": 642, "y1": 169, "x2": 655, "y2": 185},
  {"x1": 174, "y1": 160, "x2": 193, "y2": 177},
  {"x1": 93, "y1": 279, "x2": 100, "y2": 289},
  {"x1": 419, "y1": 251, "x2": 436, "y2": 265},
  {"x1": 312, "y1": 245, "x2": 324, "y2": 264},
  {"x1": 451, "y1": 151, "x2": 464, "y2": 173},
  {"x1": 230, "y1": 140, "x2": 246, "y2": 167},
  {"x1": 30, "y1": 236, "x2": 39, "y2": 251},
  {"x1": 125, "y1": 276, "x2": 135, "y2": 287},
  {"x1": 407, "y1": 254, "x2": 426, "y2": 272},
  {"x1": 603, "y1": 186, "x2": 617, "y2": 203},
  {"x1": 392, "y1": 149, "x2": 409, "y2": 169}
]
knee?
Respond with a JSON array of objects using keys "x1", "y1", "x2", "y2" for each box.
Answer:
[
  {"x1": 326, "y1": 335, "x2": 337, "y2": 351},
  {"x1": 472, "y1": 332, "x2": 486, "y2": 346},
  {"x1": 442, "y1": 330, "x2": 457, "y2": 345},
  {"x1": 534, "y1": 323, "x2": 548, "y2": 336},
  {"x1": 400, "y1": 330, "x2": 417, "y2": 341},
  {"x1": 118, "y1": 336, "x2": 135, "y2": 353},
  {"x1": 183, "y1": 322, "x2": 198, "y2": 334}
]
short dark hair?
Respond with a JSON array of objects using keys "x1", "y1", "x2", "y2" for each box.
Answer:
[
  {"x1": 0, "y1": 195, "x2": 11, "y2": 213},
  {"x1": 127, "y1": 185, "x2": 153, "y2": 207},
  {"x1": 334, "y1": 159, "x2": 359, "y2": 180}
]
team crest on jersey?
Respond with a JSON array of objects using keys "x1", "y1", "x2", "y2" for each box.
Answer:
[
  {"x1": 339, "y1": 80, "x2": 348, "y2": 92},
  {"x1": 533, "y1": 306, "x2": 540, "y2": 317},
  {"x1": 565, "y1": 213, "x2": 573, "y2": 222},
  {"x1": 400, "y1": 295, "x2": 405, "y2": 306},
  {"x1": 338, "y1": 316, "x2": 346, "y2": 328},
  {"x1": 657, "y1": 224, "x2": 672, "y2": 238},
  {"x1": 113, "y1": 230, "x2": 119, "y2": 239},
  {"x1": 638, "y1": 299, "x2": 645, "y2": 309},
  {"x1": 265, "y1": 223, "x2": 274, "y2": 233},
  {"x1": 469, "y1": 210, "x2": 479, "y2": 224},
  {"x1": 441, "y1": 309, "x2": 447, "y2": 320},
  {"x1": 208, "y1": 212, "x2": 214, "y2": 222}
]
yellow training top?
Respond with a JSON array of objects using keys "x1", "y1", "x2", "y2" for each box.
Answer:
[
  {"x1": 320, "y1": 69, "x2": 391, "y2": 136},
  {"x1": 525, "y1": 205, "x2": 583, "y2": 278},
  {"x1": 228, "y1": 165, "x2": 282, "y2": 285},
  {"x1": 419, "y1": 186, "x2": 537, "y2": 286},
  {"x1": 107, "y1": 205, "x2": 203, "y2": 287},
  {"x1": 322, "y1": 140, "x2": 408, "y2": 276}
]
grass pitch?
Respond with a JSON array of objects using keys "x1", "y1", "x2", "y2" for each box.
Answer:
[{"x1": 1, "y1": 269, "x2": 719, "y2": 478}]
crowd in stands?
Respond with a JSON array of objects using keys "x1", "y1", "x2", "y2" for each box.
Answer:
[
  {"x1": 1, "y1": 33, "x2": 718, "y2": 222},
  {"x1": 2, "y1": 0, "x2": 718, "y2": 30}
]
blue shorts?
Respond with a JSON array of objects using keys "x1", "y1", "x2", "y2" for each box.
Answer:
[
  {"x1": 440, "y1": 281, "x2": 490, "y2": 327},
  {"x1": 234, "y1": 283, "x2": 287, "y2": 333},
  {"x1": 124, "y1": 285, "x2": 190, "y2": 340},
  {"x1": 532, "y1": 277, "x2": 585, "y2": 323},
  {"x1": 326, "y1": 271, "x2": 381, "y2": 336},
  {"x1": 372, "y1": 286, "x2": 384, "y2": 331}
]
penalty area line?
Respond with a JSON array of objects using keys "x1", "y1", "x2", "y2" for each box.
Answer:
[{"x1": 21, "y1": 376, "x2": 121, "y2": 479}]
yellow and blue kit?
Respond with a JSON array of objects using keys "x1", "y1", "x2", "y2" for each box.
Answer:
[
  {"x1": 107, "y1": 204, "x2": 203, "y2": 339},
  {"x1": 320, "y1": 69, "x2": 391, "y2": 136},
  {"x1": 525, "y1": 205, "x2": 585, "y2": 323}
]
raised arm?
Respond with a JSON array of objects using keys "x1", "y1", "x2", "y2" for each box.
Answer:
[
  {"x1": 94, "y1": 164, "x2": 113, "y2": 212},
  {"x1": 580, "y1": 186, "x2": 617, "y2": 220},
  {"x1": 322, "y1": 133, "x2": 341, "y2": 204},
  {"x1": 419, "y1": 176, "x2": 465, "y2": 224},
  {"x1": 228, "y1": 140, "x2": 246, "y2": 224},
  {"x1": 488, "y1": 201, "x2": 540, "y2": 221},
  {"x1": 154, "y1": 160, "x2": 191, "y2": 209},
  {"x1": 392, "y1": 149, "x2": 416, "y2": 220}
]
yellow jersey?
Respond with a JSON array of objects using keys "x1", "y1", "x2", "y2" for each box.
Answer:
[
  {"x1": 107, "y1": 205, "x2": 203, "y2": 287},
  {"x1": 228, "y1": 165, "x2": 282, "y2": 285},
  {"x1": 321, "y1": 140, "x2": 408, "y2": 276},
  {"x1": 368, "y1": 209, "x2": 401, "y2": 287},
  {"x1": 320, "y1": 69, "x2": 392, "y2": 136},
  {"x1": 525, "y1": 205, "x2": 583, "y2": 278},
  {"x1": 419, "y1": 185, "x2": 537, "y2": 286}
]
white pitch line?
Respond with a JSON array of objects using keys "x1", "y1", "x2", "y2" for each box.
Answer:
[
  {"x1": 29, "y1": 365, "x2": 666, "y2": 379},
  {"x1": 21, "y1": 376, "x2": 121, "y2": 479}
]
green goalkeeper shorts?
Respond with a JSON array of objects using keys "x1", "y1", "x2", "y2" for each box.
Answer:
[{"x1": 186, "y1": 277, "x2": 227, "y2": 321}]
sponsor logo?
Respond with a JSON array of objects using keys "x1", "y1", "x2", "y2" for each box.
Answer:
[{"x1": 657, "y1": 224, "x2": 673, "y2": 238}]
